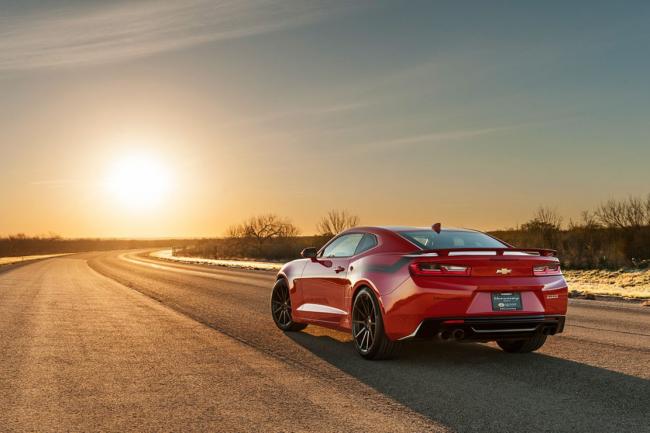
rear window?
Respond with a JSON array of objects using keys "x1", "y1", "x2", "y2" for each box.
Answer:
[{"x1": 398, "y1": 230, "x2": 506, "y2": 250}]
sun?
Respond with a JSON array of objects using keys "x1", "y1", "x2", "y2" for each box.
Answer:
[{"x1": 105, "y1": 153, "x2": 171, "y2": 210}]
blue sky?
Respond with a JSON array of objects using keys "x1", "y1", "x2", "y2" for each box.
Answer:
[{"x1": 1, "y1": 0, "x2": 649, "y2": 237}]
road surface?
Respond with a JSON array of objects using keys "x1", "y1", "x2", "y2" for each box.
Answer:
[{"x1": 1, "y1": 251, "x2": 648, "y2": 433}]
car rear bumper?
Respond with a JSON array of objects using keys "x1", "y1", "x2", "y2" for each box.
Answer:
[
  {"x1": 399, "y1": 314, "x2": 566, "y2": 341},
  {"x1": 380, "y1": 274, "x2": 568, "y2": 340}
]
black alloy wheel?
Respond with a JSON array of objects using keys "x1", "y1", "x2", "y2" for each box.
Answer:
[
  {"x1": 271, "y1": 279, "x2": 307, "y2": 332},
  {"x1": 352, "y1": 287, "x2": 401, "y2": 360},
  {"x1": 352, "y1": 290, "x2": 376, "y2": 354}
]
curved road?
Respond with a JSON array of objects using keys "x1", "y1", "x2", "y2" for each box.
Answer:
[{"x1": 1, "y1": 251, "x2": 649, "y2": 432}]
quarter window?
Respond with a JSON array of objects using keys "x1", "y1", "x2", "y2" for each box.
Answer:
[
  {"x1": 354, "y1": 234, "x2": 378, "y2": 255},
  {"x1": 321, "y1": 233, "x2": 364, "y2": 258}
]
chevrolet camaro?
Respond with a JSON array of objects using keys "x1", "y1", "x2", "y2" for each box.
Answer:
[{"x1": 270, "y1": 225, "x2": 568, "y2": 359}]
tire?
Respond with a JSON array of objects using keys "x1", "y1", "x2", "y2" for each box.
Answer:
[
  {"x1": 351, "y1": 287, "x2": 401, "y2": 360},
  {"x1": 271, "y1": 279, "x2": 307, "y2": 332},
  {"x1": 497, "y1": 334, "x2": 547, "y2": 353}
]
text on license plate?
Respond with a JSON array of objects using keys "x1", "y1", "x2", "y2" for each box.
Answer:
[{"x1": 491, "y1": 292, "x2": 523, "y2": 311}]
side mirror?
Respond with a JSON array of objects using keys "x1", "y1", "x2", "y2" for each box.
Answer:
[{"x1": 301, "y1": 247, "x2": 318, "y2": 260}]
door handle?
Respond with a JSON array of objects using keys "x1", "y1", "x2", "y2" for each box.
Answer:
[{"x1": 334, "y1": 266, "x2": 345, "y2": 273}]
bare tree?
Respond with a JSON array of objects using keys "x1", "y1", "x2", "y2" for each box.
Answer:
[
  {"x1": 227, "y1": 214, "x2": 299, "y2": 243},
  {"x1": 569, "y1": 210, "x2": 602, "y2": 230},
  {"x1": 580, "y1": 210, "x2": 601, "y2": 229},
  {"x1": 595, "y1": 196, "x2": 648, "y2": 228},
  {"x1": 595, "y1": 199, "x2": 626, "y2": 228},
  {"x1": 316, "y1": 210, "x2": 360, "y2": 236},
  {"x1": 226, "y1": 224, "x2": 244, "y2": 238},
  {"x1": 522, "y1": 206, "x2": 563, "y2": 231},
  {"x1": 537, "y1": 206, "x2": 563, "y2": 229}
]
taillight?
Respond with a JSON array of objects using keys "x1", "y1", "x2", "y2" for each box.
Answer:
[
  {"x1": 409, "y1": 262, "x2": 471, "y2": 276},
  {"x1": 533, "y1": 264, "x2": 562, "y2": 276}
]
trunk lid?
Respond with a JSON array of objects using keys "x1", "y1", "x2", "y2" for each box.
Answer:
[{"x1": 408, "y1": 248, "x2": 560, "y2": 278}]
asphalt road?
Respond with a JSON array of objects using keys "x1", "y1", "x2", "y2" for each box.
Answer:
[{"x1": 1, "y1": 252, "x2": 649, "y2": 433}]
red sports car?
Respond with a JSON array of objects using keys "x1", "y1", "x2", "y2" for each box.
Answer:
[{"x1": 271, "y1": 225, "x2": 568, "y2": 359}]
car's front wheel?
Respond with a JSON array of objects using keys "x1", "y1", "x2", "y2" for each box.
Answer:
[
  {"x1": 271, "y1": 279, "x2": 307, "y2": 332},
  {"x1": 352, "y1": 287, "x2": 401, "y2": 360},
  {"x1": 497, "y1": 334, "x2": 547, "y2": 353}
]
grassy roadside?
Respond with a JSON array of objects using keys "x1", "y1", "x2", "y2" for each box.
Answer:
[{"x1": 564, "y1": 269, "x2": 650, "y2": 300}]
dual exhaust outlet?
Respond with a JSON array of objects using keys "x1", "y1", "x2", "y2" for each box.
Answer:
[
  {"x1": 439, "y1": 328, "x2": 465, "y2": 341},
  {"x1": 438, "y1": 325, "x2": 553, "y2": 340}
]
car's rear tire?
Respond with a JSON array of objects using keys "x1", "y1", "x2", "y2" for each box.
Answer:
[
  {"x1": 271, "y1": 279, "x2": 307, "y2": 332},
  {"x1": 352, "y1": 287, "x2": 401, "y2": 360},
  {"x1": 497, "y1": 334, "x2": 547, "y2": 353}
]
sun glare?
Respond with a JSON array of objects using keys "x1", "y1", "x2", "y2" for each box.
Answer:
[{"x1": 105, "y1": 153, "x2": 171, "y2": 210}]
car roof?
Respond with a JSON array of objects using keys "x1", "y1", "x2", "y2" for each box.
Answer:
[
  {"x1": 374, "y1": 226, "x2": 478, "y2": 233},
  {"x1": 340, "y1": 226, "x2": 480, "y2": 235},
  {"x1": 334, "y1": 226, "x2": 493, "y2": 253}
]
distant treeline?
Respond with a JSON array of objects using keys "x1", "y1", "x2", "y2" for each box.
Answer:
[
  {"x1": 176, "y1": 226, "x2": 650, "y2": 269},
  {"x1": 0, "y1": 234, "x2": 187, "y2": 258},
  {"x1": 491, "y1": 196, "x2": 650, "y2": 269},
  {"x1": 5, "y1": 196, "x2": 650, "y2": 269},
  {"x1": 175, "y1": 235, "x2": 332, "y2": 262},
  {"x1": 178, "y1": 197, "x2": 650, "y2": 269},
  {"x1": 490, "y1": 227, "x2": 650, "y2": 269},
  {"x1": 176, "y1": 212, "x2": 357, "y2": 262}
]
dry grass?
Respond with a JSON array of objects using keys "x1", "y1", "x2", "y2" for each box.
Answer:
[{"x1": 564, "y1": 269, "x2": 650, "y2": 299}]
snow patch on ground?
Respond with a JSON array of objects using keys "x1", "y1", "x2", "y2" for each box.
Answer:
[{"x1": 151, "y1": 249, "x2": 283, "y2": 271}]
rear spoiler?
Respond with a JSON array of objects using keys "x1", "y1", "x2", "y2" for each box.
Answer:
[{"x1": 410, "y1": 248, "x2": 557, "y2": 257}]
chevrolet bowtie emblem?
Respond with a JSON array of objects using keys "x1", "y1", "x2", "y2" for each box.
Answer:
[{"x1": 496, "y1": 268, "x2": 512, "y2": 275}]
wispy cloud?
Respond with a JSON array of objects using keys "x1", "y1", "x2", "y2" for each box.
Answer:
[
  {"x1": 0, "y1": 0, "x2": 353, "y2": 71},
  {"x1": 374, "y1": 126, "x2": 509, "y2": 148},
  {"x1": 352, "y1": 123, "x2": 536, "y2": 154},
  {"x1": 220, "y1": 100, "x2": 369, "y2": 129}
]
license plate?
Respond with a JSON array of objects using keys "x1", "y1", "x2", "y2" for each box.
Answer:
[{"x1": 491, "y1": 292, "x2": 522, "y2": 311}]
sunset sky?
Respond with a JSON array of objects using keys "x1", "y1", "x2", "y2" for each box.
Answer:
[{"x1": 1, "y1": 0, "x2": 649, "y2": 238}]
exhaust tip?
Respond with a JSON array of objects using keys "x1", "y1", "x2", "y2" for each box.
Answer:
[
  {"x1": 452, "y1": 329, "x2": 465, "y2": 340},
  {"x1": 439, "y1": 330, "x2": 452, "y2": 340}
]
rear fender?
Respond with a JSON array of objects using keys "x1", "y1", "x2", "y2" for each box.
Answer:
[{"x1": 346, "y1": 253, "x2": 413, "y2": 328}]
